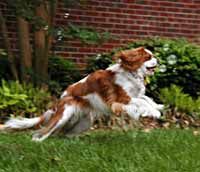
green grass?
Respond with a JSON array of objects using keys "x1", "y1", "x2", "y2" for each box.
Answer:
[{"x1": 0, "y1": 129, "x2": 200, "y2": 172}]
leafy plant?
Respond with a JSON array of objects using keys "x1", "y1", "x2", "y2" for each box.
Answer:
[
  {"x1": 159, "y1": 84, "x2": 200, "y2": 116},
  {"x1": 0, "y1": 49, "x2": 11, "y2": 80},
  {"x1": 48, "y1": 55, "x2": 81, "y2": 95},
  {"x1": 54, "y1": 24, "x2": 112, "y2": 44},
  {"x1": 7, "y1": 0, "x2": 47, "y2": 31},
  {"x1": 0, "y1": 80, "x2": 51, "y2": 119},
  {"x1": 86, "y1": 53, "x2": 114, "y2": 73}
]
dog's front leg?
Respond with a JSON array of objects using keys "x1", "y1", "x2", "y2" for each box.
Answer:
[
  {"x1": 122, "y1": 98, "x2": 162, "y2": 119},
  {"x1": 140, "y1": 95, "x2": 164, "y2": 111},
  {"x1": 111, "y1": 98, "x2": 162, "y2": 120},
  {"x1": 111, "y1": 101, "x2": 143, "y2": 119}
]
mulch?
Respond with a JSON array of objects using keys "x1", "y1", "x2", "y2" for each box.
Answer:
[{"x1": 93, "y1": 112, "x2": 200, "y2": 131}]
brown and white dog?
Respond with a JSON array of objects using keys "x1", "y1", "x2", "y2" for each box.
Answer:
[{"x1": 0, "y1": 47, "x2": 163, "y2": 141}]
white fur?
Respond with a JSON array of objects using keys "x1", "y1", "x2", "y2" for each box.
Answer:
[
  {"x1": 108, "y1": 58, "x2": 157, "y2": 98},
  {"x1": 114, "y1": 69, "x2": 146, "y2": 97},
  {"x1": 4, "y1": 117, "x2": 41, "y2": 130},
  {"x1": 144, "y1": 49, "x2": 153, "y2": 56},
  {"x1": 77, "y1": 76, "x2": 88, "y2": 83},
  {"x1": 42, "y1": 109, "x2": 55, "y2": 124},
  {"x1": 84, "y1": 93, "x2": 110, "y2": 114},
  {"x1": 145, "y1": 57, "x2": 157, "y2": 68},
  {"x1": 141, "y1": 96, "x2": 164, "y2": 111},
  {"x1": 122, "y1": 98, "x2": 161, "y2": 119},
  {"x1": 2, "y1": 109, "x2": 55, "y2": 131},
  {"x1": 60, "y1": 91, "x2": 67, "y2": 98}
]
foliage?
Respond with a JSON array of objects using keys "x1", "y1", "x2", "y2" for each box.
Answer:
[
  {"x1": 8, "y1": 0, "x2": 112, "y2": 43},
  {"x1": 1, "y1": 129, "x2": 200, "y2": 172},
  {"x1": 0, "y1": 49, "x2": 11, "y2": 80},
  {"x1": 159, "y1": 85, "x2": 200, "y2": 116},
  {"x1": 7, "y1": 0, "x2": 47, "y2": 30},
  {"x1": 86, "y1": 53, "x2": 114, "y2": 73},
  {"x1": 0, "y1": 80, "x2": 51, "y2": 119},
  {"x1": 63, "y1": 0, "x2": 88, "y2": 6},
  {"x1": 48, "y1": 56, "x2": 81, "y2": 95},
  {"x1": 7, "y1": 0, "x2": 82, "y2": 31},
  {"x1": 54, "y1": 24, "x2": 112, "y2": 44}
]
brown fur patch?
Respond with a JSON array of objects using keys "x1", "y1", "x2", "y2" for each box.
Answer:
[{"x1": 66, "y1": 70, "x2": 131, "y2": 106}]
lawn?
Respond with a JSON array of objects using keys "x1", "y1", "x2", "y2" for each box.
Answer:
[{"x1": 0, "y1": 129, "x2": 200, "y2": 172}]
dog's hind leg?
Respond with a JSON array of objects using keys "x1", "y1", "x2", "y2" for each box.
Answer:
[
  {"x1": 32, "y1": 104, "x2": 79, "y2": 142},
  {"x1": 64, "y1": 113, "x2": 93, "y2": 137}
]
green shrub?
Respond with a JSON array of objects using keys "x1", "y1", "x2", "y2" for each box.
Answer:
[
  {"x1": 48, "y1": 55, "x2": 81, "y2": 95},
  {"x1": 86, "y1": 53, "x2": 114, "y2": 73},
  {"x1": 0, "y1": 49, "x2": 11, "y2": 80},
  {"x1": 159, "y1": 84, "x2": 200, "y2": 116},
  {"x1": 0, "y1": 80, "x2": 51, "y2": 119},
  {"x1": 87, "y1": 38, "x2": 200, "y2": 98},
  {"x1": 65, "y1": 24, "x2": 112, "y2": 44},
  {"x1": 54, "y1": 24, "x2": 112, "y2": 44}
]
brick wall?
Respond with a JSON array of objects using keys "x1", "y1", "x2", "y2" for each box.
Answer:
[{"x1": 1, "y1": 0, "x2": 200, "y2": 68}]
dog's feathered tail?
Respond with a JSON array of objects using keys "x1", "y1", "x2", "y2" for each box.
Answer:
[
  {"x1": 2, "y1": 117, "x2": 41, "y2": 130},
  {"x1": 0, "y1": 109, "x2": 54, "y2": 131}
]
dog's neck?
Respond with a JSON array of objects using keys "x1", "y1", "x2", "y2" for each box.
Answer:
[
  {"x1": 130, "y1": 70, "x2": 145, "y2": 81},
  {"x1": 107, "y1": 64, "x2": 146, "y2": 97}
]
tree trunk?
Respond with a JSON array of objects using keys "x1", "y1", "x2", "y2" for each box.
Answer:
[
  {"x1": 17, "y1": 17, "x2": 32, "y2": 82},
  {"x1": 0, "y1": 9, "x2": 18, "y2": 80},
  {"x1": 34, "y1": 3, "x2": 48, "y2": 86},
  {"x1": 34, "y1": 1, "x2": 57, "y2": 87}
]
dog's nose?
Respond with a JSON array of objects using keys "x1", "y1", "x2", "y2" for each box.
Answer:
[{"x1": 151, "y1": 57, "x2": 158, "y2": 66}]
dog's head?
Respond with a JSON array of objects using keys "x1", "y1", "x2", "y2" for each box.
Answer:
[{"x1": 114, "y1": 47, "x2": 157, "y2": 75}]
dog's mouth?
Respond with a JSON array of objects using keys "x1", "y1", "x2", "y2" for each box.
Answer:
[{"x1": 146, "y1": 65, "x2": 157, "y2": 73}]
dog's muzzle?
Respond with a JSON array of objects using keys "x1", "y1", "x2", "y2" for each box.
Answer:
[{"x1": 144, "y1": 57, "x2": 158, "y2": 74}]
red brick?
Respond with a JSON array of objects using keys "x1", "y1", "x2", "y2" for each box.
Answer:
[
  {"x1": 109, "y1": 18, "x2": 122, "y2": 23},
  {"x1": 2, "y1": 0, "x2": 200, "y2": 67}
]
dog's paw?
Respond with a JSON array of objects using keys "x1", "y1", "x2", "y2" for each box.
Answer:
[
  {"x1": 32, "y1": 137, "x2": 43, "y2": 142},
  {"x1": 153, "y1": 110, "x2": 161, "y2": 118},
  {"x1": 0, "y1": 124, "x2": 5, "y2": 130},
  {"x1": 111, "y1": 102, "x2": 124, "y2": 116},
  {"x1": 32, "y1": 132, "x2": 46, "y2": 142},
  {"x1": 141, "y1": 110, "x2": 161, "y2": 119},
  {"x1": 156, "y1": 104, "x2": 165, "y2": 111}
]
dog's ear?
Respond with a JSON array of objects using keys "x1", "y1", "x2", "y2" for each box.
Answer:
[
  {"x1": 114, "y1": 47, "x2": 152, "y2": 71},
  {"x1": 114, "y1": 47, "x2": 149, "y2": 62}
]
